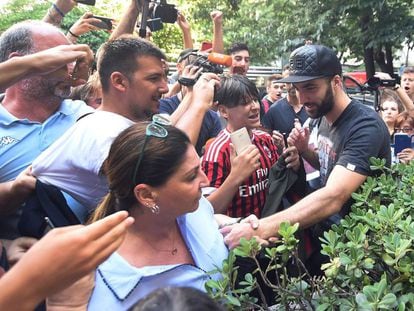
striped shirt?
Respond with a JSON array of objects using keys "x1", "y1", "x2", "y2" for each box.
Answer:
[{"x1": 202, "y1": 128, "x2": 278, "y2": 218}]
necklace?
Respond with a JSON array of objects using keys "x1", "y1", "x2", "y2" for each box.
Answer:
[{"x1": 143, "y1": 228, "x2": 178, "y2": 256}]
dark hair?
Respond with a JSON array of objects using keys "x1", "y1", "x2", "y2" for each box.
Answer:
[
  {"x1": 0, "y1": 20, "x2": 46, "y2": 62},
  {"x1": 130, "y1": 287, "x2": 226, "y2": 311},
  {"x1": 90, "y1": 123, "x2": 190, "y2": 222},
  {"x1": 97, "y1": 35, "x2": 166, "y2": 92},
  {"x1": 227, "y1": 42, "x2": 249, "y2": 55},
  {"x1": 215, "y1": 74, "x2": 259, "y2": 108}
]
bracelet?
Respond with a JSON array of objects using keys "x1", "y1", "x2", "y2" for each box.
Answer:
[
  {"x1": 218, "y1": 217, "x2": 243, "y2": 229},
  {"x1": 52, "y1": 3, "x2": 65, "y2": 18},
  {"x1": 47, "y1": 9, "x2": 59, "y2": 24},
  {"x1": 68, "y1": 30, "x2": 79, "y2": 38}
]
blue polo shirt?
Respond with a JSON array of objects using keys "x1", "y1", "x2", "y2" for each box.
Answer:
[
  {"x1": 0, "y1": 99, "x2": 93, "y2": 182},
  {"x1": 0, "y1": 99, "x2": 93, "y2": 239}
]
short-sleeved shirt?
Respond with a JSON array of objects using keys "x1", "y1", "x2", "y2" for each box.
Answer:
[
  {"x1": 0, "y1": 99, "x2": 93, "y2": 182},
  {"x1": 262, "y1": 97, "x2": 309, "y2": 136},
  {"x1": 314, "y1": 100, "x2": 390, "y2": 229},
  {"x1": 159, "y1": 95, "x2": 222, "y2": 155},
  {"x1": 0, "y1": 100, "x2": 93, "y2": 239},
  {"x1": 88, "y1": 197, "x2": 228, "y2": 310},
  {"x1": 201, "y1": 129, "x2": 278, "y2": 218},
  {"x1": 32, "y1": 111, "x2": 134, "y2": 211}
]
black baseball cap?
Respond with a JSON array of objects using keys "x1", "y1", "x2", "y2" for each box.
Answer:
[
  {"x1": 278, "y1": 45, "x2": 342, "y2": 83},
  {"x1": 177, "y1": 48, "x2": 198, "y2": 63}
]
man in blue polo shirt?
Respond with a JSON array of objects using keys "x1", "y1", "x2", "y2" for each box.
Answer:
[{"x1": 0, "y1": 21, "x2": 93, "y2": 240}]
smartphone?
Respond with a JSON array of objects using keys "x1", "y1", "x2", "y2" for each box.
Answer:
[
  {"x1": 200, "y1": 41, "x2": 213, "y2": 52},
  {"x1": 230, "y1": 127, "x2": 251, "y2": 155},
  {"x1": 74, "y1": 0, "x2": 96, "y2": 6},
  {"x1": 394, "y1": 133, "x2": 412, "y2": 155},
  {"x1": 91, "y1": 15, "x2": 112, "y2": 30}
]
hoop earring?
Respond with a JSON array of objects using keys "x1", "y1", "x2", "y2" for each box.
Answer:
[{"x1": 150, "y1": 204, "x2": 160, "y2": 215}]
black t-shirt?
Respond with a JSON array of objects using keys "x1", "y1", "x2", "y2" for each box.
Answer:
[
  {"x1": 317, "y1": 100, "x2": 391, "y2": 185},
  {"x1": 314, "y1": 100, "x2": 391, "y2": 232},
  {"x1": 159, "y1": 95, "x2": 222, "y2": 155},
  {"x1": 262, "y1": 97, "x2": 309, "y2": 137}
]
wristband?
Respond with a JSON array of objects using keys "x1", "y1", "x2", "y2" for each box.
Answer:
[
  {"x1": 218, "y1": 217, "x2": 243, "y2": 229},
  {"x1": 68, "y1": 30, "x2": 79, "y2": 38},
  {"x1": 178, "y1": 76, "x2": 196, "y2": 87},
  {"x1": 52, "y1": 3, "x2": 65, "y2": 17}
]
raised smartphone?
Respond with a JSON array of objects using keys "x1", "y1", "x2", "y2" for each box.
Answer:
[
  {"x1": 91, "y1": 15, "x2": 112, "y2": 30},
  {"x1": 74, "y1": 0, "x2": 96, "y2": 6},
  {"x1": 394, "y1": 133, "x2": 412, "y2": 155},
  {"x1": 230, "y1": 127, "x2": 251, "y2": 155}
]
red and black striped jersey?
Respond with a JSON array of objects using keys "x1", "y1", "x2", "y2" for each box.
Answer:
[{"x1": 201, "y1": 128, "x2": 278, "y2": 218}]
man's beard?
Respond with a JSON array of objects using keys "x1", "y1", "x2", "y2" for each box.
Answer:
[
  {"x1": 20, "y1": 76, "x2": 71, "y2": 101},
  {"x1": 305, "y1": 85, "x2": 334, "y2": 118}
]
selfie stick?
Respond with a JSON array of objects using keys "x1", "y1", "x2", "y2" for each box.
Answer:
[{"x1": 139, "y1": 0, "x2": 150, "y2": 38}]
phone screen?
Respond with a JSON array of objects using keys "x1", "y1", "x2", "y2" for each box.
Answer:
[
  {"x1": 394, "y1": 133, "x2": 412, "y2": 155},
  {"x1": 75, "y1": 0, "x2": 96, "y2": 5},
  {"x1": 91, "y1": 16, "x2": 112, "y2": 30}
]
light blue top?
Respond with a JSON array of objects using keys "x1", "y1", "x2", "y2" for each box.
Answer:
[
  {"x1": 0, "y1": 99, "x2": 93, "y2": 182},
  {"x1": 88, "y1": 196, "x2": 228, "y2": 311}
]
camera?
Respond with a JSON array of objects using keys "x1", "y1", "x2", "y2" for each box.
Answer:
[
  {"x1": 192, "y1": 53, "x2": 225, "y2": 75},
  {"x1": 178, "y1": 51, "x2": 232, "y2": 87},
  {"x1": 149, "y1": 1, "x2": 178, "y2": 24},
  {"x1": 138, "y1": 0, "x2": 177, "y2": 37},
  {"x1": 366, "y1": 76, "x2": 397, "y2": 89}
]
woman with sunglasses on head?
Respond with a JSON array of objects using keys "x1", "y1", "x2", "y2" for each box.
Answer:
[
  {"x1": 85, "y1": 119, "x2": 257, "y2": 310},
  {"x1": 393, "y1": 110, "x2": 414, "y2": 164}
]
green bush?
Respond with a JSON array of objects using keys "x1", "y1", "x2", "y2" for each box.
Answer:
[{"x1": 206, "y1": 158, "x2": 414, "y2": 310}]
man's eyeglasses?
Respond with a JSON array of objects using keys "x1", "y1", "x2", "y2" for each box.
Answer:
[
  {"x1": 394, "y1": 127, "x2": 413, "y2": 134},
  {"x1": 132, "y1": 114, "x2": 171, "y2": 184}
]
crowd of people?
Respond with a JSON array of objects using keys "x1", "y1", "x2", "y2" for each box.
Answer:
[{"x1": 0, "y1": 0, "x2": 413, "y2": 309}]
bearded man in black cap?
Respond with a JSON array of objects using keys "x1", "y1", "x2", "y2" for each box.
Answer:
[{"x1": 221, "y1": 44, "x2": 391, "y2": 274}]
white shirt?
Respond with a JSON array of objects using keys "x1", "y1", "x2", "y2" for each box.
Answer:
[{"x1": 32, "y1": 111, "x2": 134, "y2": 211}]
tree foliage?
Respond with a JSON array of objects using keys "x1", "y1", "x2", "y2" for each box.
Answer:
[
  {"x1": 1, "y1": 0, "x2": 413, "y2": 72},
  {"x1": 178, "y1": 0, "x2": 414, "y2": 73}
]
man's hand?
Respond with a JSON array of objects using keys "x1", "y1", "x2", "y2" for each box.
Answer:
[
  {"x1": 272, "y1": 130, "x2": 286, "y2": 151},
  {"x1": 7, "y1": 237, "x2": 38, "y2": 267},
  {"x1": 11, "y1": 166, "x2": 36, "y2": 197},
  {"x1": 287, "y1": 118, "x2": 310, "y2": 154},
  {"x1": 283, "y1": 146, "x2": 300, "y2": 171},
  {"x1": 29, "y1": 44, "x2": 94, "y2": 85},
  {"x1": 210, "y1": 10, "x2": 223, "y2": 25},
  {"x1": 176, "y1": 11, "x2": 190, "y2": 30},
  {"x1": 54, "y1": 0, "x2": 77, "y2": 15},
  {"x1": 67, "y1": 12, "x2": 110, "y2": 43},
  {"x1": 220, "y1": 220, "x2": 270, "y2": 249},
  {"x1": 229, "y1": 144, "x2": 261, "y2": 184},
  {"x1": 397, "y1": 148, "x2": 414, "y2": 164},
  {"x1": 47, "y1": 273, "x2": 95, "y2": 311},
  {"x1": 189, "y1": 72, "x2": 220, "y2": 111}
]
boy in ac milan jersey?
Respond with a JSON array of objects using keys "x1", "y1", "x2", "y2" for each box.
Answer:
[{"x1": 201, "y1": 75, "x2": 300, "y2": 218}]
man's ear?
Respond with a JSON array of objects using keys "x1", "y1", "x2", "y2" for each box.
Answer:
[
  {"x1": 218, "y1": 105, "x2": 229, "y2": 120},
  {"x1": 332, "y1": 75, "x2": 343, "y2": 89},
  {"x1": 133, "y1": 184, "x2": 157, "y2": 208},
  {"x1": 110, "y1": 72, "x2": 129, "y2": 92},
  {"x1": 8, "y1": 52, "x2": 21, "y2": 59}
]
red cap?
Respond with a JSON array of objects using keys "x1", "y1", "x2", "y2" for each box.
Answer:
[{"x1": 207, "y1": 52, "x2": 232, "y2": 67}]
